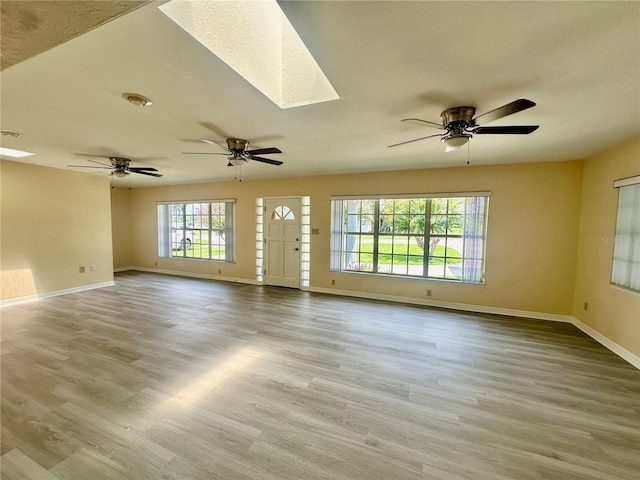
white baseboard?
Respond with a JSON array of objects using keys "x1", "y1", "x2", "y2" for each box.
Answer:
[
  {"x1": 570, "y1": 317, "x2": 640, "y2": 369},
  {"x1": 306, "y1": 286, "x2": 574, "y2": 322},
  {"x1": 9, "y1": 269, "x2": 636, "y2": 370},
  {"x1": 1, "y1": 281, "x2": 116, "y2": 307},
  {"x1": 306, "y1": 286, "x2": 639, "y2": 369},
  {"x1": 115, "y1": 266, "x2": 260, "y2": 286}
]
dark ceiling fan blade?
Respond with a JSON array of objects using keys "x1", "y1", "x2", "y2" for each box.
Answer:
[
  {"x1": 67, "y1": 164, "x2": 112, "y2": 169},
  {"x1": 388, "y1": 133, "x2": 446, "y2": 148},
  {"x1": 473, "y1": 125, "x2": 539, "y2": 135},
  {"x1": 181, "y1": 151, "x2": 229, "y2": 155},
  {"x1": 129, "y1": 167, "x2": 159, "y2": 172},
  {"x1": 131, "y1": 170, "x2": 162, "y2": 177},
  {"x1": 200, "y1": 138, "x2": 229, "y2": 150},
  {"x1": 401, "y1": 118, "x2": 444, "y2": 129},
  {"x1": 247, "y1": 147, "x2": 282, "y2": 155},
  {"x1": 250, "y1": 156, "x2": 283, "y2": 166},
  {"x1": 472, "y1": 99, "x2": 536, "y2": 126}
]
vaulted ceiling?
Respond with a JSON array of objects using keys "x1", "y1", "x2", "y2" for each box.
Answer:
[{"x1": 1, "y1": 0, "x2": 639, "y2": 186}]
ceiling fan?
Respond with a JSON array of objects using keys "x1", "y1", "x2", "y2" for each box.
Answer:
[
  {"x1": 389, "y1": 98, "x2": 539, "y2": 151},
  {"x1": 67, "y1": 156, "x2": 162, "y2": 177},
  {"x1": 183, "y1": 138, "x2": 283, "y2": 166}
]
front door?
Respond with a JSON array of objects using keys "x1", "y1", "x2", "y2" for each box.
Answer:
[{"x1": 264, "y1": 198, "x2": 301, "y2": 288}]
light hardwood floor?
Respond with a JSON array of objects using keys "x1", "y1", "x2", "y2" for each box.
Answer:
[{"x1": 1, "y1": 271, "x2": 638, "y2": 479}]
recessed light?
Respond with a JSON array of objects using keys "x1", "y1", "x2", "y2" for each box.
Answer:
[
  {"x1": 122, "y1": 93, "x2": 152, "y2": 107},
  {"x1": 0, "y1": 146, "x2": 34, "y2": 158}
]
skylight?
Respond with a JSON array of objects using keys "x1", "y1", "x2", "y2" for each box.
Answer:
[
  {"x1": 0, "y1": 147, "x2": 34, "y2": 158},
  {"x1": 159, "y1": 0, "x2": 339, "y2": 109}
]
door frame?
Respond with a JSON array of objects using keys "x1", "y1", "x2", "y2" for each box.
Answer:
[{"x1": 262, "y1": 196, "x2": 303, "y2": 288}]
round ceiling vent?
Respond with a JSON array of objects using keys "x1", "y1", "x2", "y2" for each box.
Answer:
[
  {"x1": 1, "y1": 130, "x2": 22, "y2": 137},
  {"x1": 122, "y1": 93, "x2": 152, "y2": 107}
]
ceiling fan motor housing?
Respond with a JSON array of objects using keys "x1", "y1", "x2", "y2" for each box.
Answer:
[
  {"x1": 441, "y1": 106, "x2": 476, "y2": 129},
  {"x1": 440, "y1": 107, "x2": 475, "y2": 147},
  {"x1": 226, "y1": 138, "x2": 249, "y2": 151},
  {"x1": 109, "y1": 156, "x2": 131, "y2": 168}
]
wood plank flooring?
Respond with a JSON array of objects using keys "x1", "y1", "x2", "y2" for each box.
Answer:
[{"x1": 1, "y1": 271, "x2": 638, "y2": 479}]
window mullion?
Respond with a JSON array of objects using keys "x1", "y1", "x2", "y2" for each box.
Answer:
[
  {"x1": 182, "y1": 204, "x2": 187, "y2": 257},
  {"x1": 208, "y1": 204, "x2": 213, "y2": 260},
  {"x1": 373, "y1": 200, "x2": 380, "y2": 273},
  {"x1": 423, "y1": 199, "x2": 431, "y2": 278}
]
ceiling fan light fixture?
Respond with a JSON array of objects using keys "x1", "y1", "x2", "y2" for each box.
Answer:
[
  {"x1": 441, "y1": 134, "x2": 471, "y2": 150},
  {"x1": 122, "y1": 93, "x2": 152, "y2": 107},
  {"x1": 228, "y1": 157, "x2": 248, "y2": 167}
]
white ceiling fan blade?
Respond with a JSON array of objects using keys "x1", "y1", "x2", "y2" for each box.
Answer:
[{"x1": 200, "y1": 138, "x2": 229, "y2": 150}]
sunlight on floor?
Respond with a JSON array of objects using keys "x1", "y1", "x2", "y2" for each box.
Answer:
[{"x1": 167, "y1": 348, "x2": 264, "y2": 406}]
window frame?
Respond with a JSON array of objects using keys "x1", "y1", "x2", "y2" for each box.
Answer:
[
  {"x1": 611, "y1": 176, "x2": 640, "y2": 292},
  {"x1": 331, "y1": 193, "x2": 489, "y2": 283},
  {"x1": 157, "y1": 200, "x2": 235, "y2": 262}
]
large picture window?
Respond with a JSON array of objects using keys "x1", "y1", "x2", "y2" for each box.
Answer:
[
  {"x1": 330, "y1": 193, "x2": 489, "y2": 283},
  {"x1": 157, "y1": 200, "x2": 234, "y2": 262}
]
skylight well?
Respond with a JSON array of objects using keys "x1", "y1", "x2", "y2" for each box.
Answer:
[{"x1": 159, "y1": 0, "x2": 339, "y2": 109}]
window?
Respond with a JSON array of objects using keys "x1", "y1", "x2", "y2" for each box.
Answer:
[
  {"x1": 158, "y1": 200, "x2": 234, "y2": 262},
  {"x1": 272, "y1": 205, "x2": 294, "y2": 220},
  {"x1": 611, "y1": 176, "x2": 640, "y2": 291},
  {"x1": 330, "y1": 194, "x2": 489, "y2": 283}
]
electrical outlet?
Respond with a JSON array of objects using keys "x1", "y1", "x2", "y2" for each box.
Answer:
[
  {"x1": 79, "y1": 266, "x2": 85, "y2": 273},
  {"x1": 154, "y1": 262, "x2": 158, "y2": 267},
  {"x1": 584, "y1": 302, "x2": 589, "y2": 311},
  {"x1": 426, "y1": 289, "x2": 432, "y2": 297},
  {"x1": 90, "y1": 265, "x2": 96, "y2": 271},
  {"x1": 218, "y1": 269, "x2": 222, "y2": 274},
  {"x1": 331, "y1": 279, "x2": 335, "y2": 285}
]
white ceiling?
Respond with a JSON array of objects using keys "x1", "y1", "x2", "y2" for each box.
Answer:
[{"x1": 1, "y1": 0, "x2": 639, "y2": 187}]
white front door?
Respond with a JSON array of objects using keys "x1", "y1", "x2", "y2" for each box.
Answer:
[{"x1": 264, "y1": 198, "x2": 301, "y2": 288}]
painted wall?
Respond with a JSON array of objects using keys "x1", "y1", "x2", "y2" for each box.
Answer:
[
  {"x1": 573, "y1": 137, "x2": 640, "y2": 357},
  {"x1": 111, "y1": 187, "x2": 134, "y2": 269},
  {"x1": 0, "y1": 160, "x2": 114, "y2": 300},
  {"x1": 125, "y1": 160, "x2": 583, "y2": 316}
]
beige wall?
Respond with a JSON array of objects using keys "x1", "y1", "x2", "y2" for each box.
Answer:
[
  {"x1": 111, "y1": 187, "x2": 134, "y2": 269},
  {"x1": 125, "y1": 160, "x2": 583, "y2": 316},
  {"x1": 573, "y1": 137, "x2": 640, "y2": 357},
  {"x1": 4, "y1": 140, "x2": 635, "y2": 356},
  {"x1": 1, "y1": 160, "x2": 113, "y2": 300}
]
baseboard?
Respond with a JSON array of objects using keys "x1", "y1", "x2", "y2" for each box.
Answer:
[
  {"x1": 307, "y1": 286, "x2": 638, "y2": 370},
  {"x1": 20, "y1": 269, "x2": 635, "y2": 370},
  {"x1": 115, "y1": 266, "x2": 260, "y2": 286},
  {"x1": 570, "y1": 317, "x2": 640, "y2": 369},
  {"x1": 113, "y1": 266, "x2": 133, "y2": 273},
  {"x1": 306, "y1": 286, "x2": 573, "y2": 323},
  {"x1": 1, "y1": 281, "x2": 116, "y2": 307}
]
